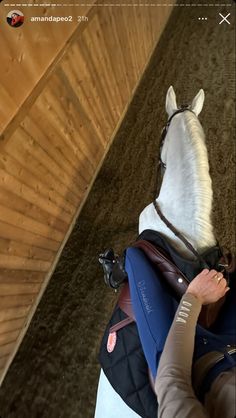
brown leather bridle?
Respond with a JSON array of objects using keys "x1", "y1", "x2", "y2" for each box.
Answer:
[
  {"x1": 153, "y1": 105, "x2": 233, "y2": 275},
  {"x1": 159, "y1": 104, "x2": 194, "y2": 171}
]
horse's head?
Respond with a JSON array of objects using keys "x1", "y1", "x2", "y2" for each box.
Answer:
[
  {"x1": 160, "y1": 86, "x2": 205, "y2": 170},
  {"x1": 140, "y1": 86, "x2": 216, "y2": 254}
]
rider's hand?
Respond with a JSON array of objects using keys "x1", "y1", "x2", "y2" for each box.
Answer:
[{"x1": 186, "y1": 269, "x2": 229, "y2": 305}]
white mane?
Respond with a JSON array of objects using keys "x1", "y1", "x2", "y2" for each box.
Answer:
[{"x1": 139, "y1": 88, "x2": 216, "y2": 258}]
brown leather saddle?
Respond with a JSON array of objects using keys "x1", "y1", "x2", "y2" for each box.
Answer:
[{"x1": 106, "y1": 239, "x2": 235, "y2": 331}]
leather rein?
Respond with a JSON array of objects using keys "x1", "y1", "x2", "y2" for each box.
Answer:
[{"x1": 153, "y1": 200, "x2": 209, "y2": 269}]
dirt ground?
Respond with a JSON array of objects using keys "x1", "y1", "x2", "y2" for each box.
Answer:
[{"x1": 0, "y1": 4, "x2": 235, "y2": 418}]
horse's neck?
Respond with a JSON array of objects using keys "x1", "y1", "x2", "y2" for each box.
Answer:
[
  {"x1": 139, "y1": 119, "x2": 217, "y2": 259},
  {"x1": 157, "y1": 171, "x2": 216, "y2": 257}
]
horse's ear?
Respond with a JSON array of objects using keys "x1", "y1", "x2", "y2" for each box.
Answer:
[
  {"x1": 191, "y1": 89, "x2": 205, "y2": 116},
  {"x1": 166, "y1": 86, "x2": 177, "y2": 117}
]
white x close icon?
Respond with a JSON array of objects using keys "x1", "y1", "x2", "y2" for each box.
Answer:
[{"x1": 219, "y1": 13, "x2": 231, "y2": 25}]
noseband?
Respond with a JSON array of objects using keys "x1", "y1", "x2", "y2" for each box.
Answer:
[{"x1": 159, "y1": 104, "x2": 195, "y2": 170}]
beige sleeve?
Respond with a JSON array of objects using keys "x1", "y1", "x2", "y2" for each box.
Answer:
[{"x1": 155, "y1": 292, "x2": 209, "y2": 418}]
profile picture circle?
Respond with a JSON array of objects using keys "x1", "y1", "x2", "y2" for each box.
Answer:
[{"x1": 6, "y1": 10, "x2": 24, "y2": 28}]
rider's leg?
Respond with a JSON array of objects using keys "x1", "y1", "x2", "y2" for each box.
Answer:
[{"x1": 125, "y1": 247, "x2": 178, "y2": 378}]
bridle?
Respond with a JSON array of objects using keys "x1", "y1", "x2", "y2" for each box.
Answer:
[
  {"x1": 153, "y1": 105, "x2": 212, "y2": 269},
  {"x1": 154, "y1": 104, "x2": 195, "y2": 197},
  {"x1": 159, "y1": 104, "x2": 195, "y2": 171},
  {"x1": 153, "y1": 105, "x2": 233, "y2": 275}
]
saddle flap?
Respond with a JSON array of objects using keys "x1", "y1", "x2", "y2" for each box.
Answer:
[
  {"x1": 133, "y1": 240, "x2": 189, "y2": 297},
  {"x1": 118, "y1": 283, "x2": 135, "y2": 320}
]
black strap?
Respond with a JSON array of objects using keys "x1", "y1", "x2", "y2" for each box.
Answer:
[
  {"x1": 154, "y1": 106, "x2": 195, "y2": 202},
  {"x1": 166, "y1": 106, "x2": 195, "y2": 127}
]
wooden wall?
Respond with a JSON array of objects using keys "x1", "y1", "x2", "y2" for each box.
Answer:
[{"x1": 0, "y1": 1, "x2": 174, "y2": 384}]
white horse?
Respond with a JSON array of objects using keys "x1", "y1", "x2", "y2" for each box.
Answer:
[{"x1": 94, "y1": 86, "x2": 217, "y2": 418}]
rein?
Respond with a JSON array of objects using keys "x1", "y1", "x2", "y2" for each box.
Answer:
[
  {"x1": 153, "y1": 200, "x2": 209, "y2": 269},
  {"x1": 153, "y1": 106, "x2": 235, "y2": 276},
  {"x1": 153, "y1": 105, "x2": 210, "y2": 268},
  {"x1": 153, "y1": 106, "x2": 194, "y2": 202}
]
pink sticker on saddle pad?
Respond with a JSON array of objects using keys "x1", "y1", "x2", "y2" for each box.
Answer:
[{"x1": 107, "y1": 331, "x2": 117, "y2": 353}]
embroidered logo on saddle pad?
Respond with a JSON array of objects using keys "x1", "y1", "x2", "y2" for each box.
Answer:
[{"x1": 107, "y1": 331, "x2": 117, "y2": 353}]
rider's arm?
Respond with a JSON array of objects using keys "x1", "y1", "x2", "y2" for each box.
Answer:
[
  {"x1": 155, "y1": 268, "x2": 228, "y2": 418},
  {"x1": 155, "y1": 292, "x2": 209, "y2": 418}
]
